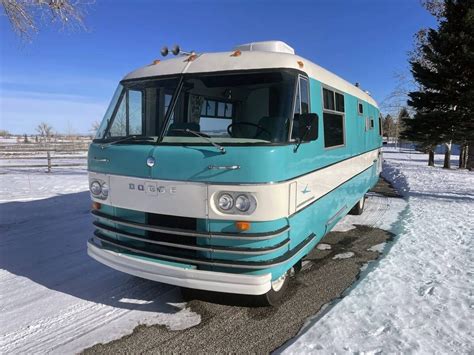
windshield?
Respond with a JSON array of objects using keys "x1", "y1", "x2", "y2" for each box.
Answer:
[
  {"x1": 94, "y1": 71, "x2": 297, "y2": 144},
  {"x1": 162, "y1": 71, "x2": 296, "y2": 144}
]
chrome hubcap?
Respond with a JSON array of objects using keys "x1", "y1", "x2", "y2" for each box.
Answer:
[{"x1": 271, "y1": 273, "x2": 287, "y2": 292}]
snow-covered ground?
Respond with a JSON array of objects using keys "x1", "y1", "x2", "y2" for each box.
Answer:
[
  {"x1": 282, "y1": 147, "x2": 473, "y2": 354},
  {"x1": 0, "y1": 167, "x2": 88, "y2": 202},
  {"x1": 0, "y1": 168, "x2": 201, "y2": 354},
  {"x1": 1, "y1": 147, "x2": 472, "y2": 354}
]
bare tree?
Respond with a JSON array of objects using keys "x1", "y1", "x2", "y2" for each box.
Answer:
[
  {"x1": 1, "y1": 0, "x2": 93, "y2": 39},
  {"x1": 36, "y1": 121, "x2": 53, "y2": 142}
]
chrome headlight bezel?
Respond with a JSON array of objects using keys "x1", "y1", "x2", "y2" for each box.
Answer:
[
  {"x1": 214, "y1": 192, "x2": 257, "y2": 215},
  {"x1": 90, "y1": 181, "x2": 102, "y2": 196},
  {"x1": 90, "y1": 179, "x2": 108, "y2": 200},
  {"x1": 218, "y1": 193, "x2": 234, "y2": 211}
]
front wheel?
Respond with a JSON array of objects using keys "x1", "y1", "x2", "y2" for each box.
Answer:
[
  {"x1": 258, "y1": 270, "x2": 290, "y2": 306},
  {"x1": 349, "y1": 195, "x2": 366, "y2": 215}
]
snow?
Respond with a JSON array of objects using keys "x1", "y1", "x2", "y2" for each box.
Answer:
[
  {"x1": 367, "y1": 242, "x2": 386, "y2": 253},
  {"x1": 0, "y1": 167, "x2": 89, "y2": 202},
  {"x1": 0, "y1": 167, "x2": 201, "y2": 354},
  {"x1": 316, "y1": 243, "x2": 332, "y2": 250},
  {"x1": 281, "y1": 147, "x2": 473, "y2": 354},
  {"x1": 332, "y1": 252, "x2": 355, "y2": 260}
]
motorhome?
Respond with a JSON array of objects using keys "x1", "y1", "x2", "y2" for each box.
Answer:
[{"x1": 87, "y1": 41, "x2": 382, "y2": 305}]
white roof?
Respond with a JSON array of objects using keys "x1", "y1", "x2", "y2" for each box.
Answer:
[{"x1": 123, "y1": 42, "x2": 378, "y2": 107}]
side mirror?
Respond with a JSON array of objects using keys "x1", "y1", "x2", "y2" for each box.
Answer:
[{"x1": 296, "y1": 113, "x2": 318, "y2": 142}]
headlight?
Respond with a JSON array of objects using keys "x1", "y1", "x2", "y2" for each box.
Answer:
[
  {"x1": 218, "y1": 193, "x2": 234, "y2": 210},
  {"x1": 90, "y1": 179, "x2": 108, "y2": 200},
  {"x1": 101, "y1": 182, "x2": 109, "y2": 197},
  {"x1": 90, "y1": 181, "x2": 102, "y2": 196},
  {"x1": 235, "y1": 195, "x2": 251, "y2": 212},
  {"x1": 215, "y1": 192, "x2": 257, "y2": 214}
]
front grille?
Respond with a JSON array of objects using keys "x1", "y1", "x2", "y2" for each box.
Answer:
[
  {"x1": 147, "y1": 213, "x2": 197, "y2": 230},
  {"x1": 91, "y1": 209, "x2": 293, "y2": 269},
  {"x1": 146, "y1": 213, "x2": 198, "y2": 255}
]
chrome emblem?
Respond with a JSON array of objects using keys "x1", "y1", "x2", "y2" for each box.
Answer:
[{"x1": 146, "y1": 157, "x2": 155, "y2": 167}]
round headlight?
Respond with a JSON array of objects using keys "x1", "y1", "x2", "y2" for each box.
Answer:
[
  {"x1": 218, "y1": 193, "x2": 234, "y2": 211},
  {"x1": 235, "y1": 194, "x2": 251, "y2": 212},
  {"x1": 90, "y1": 181, "x2": 102, "y2": 195},
  {"x1": 101, "y1": 182, "x2": 109, "y2": 197}
]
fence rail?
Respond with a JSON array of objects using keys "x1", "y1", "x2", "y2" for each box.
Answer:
[{"x1": 1, "y1": 142, "x2": 89, "y2": 172}]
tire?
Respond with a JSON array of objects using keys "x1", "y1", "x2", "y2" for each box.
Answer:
[
  {"x1": 258, "y1": 270, "x2": 290, "y2": 306},
  {"x1": 349, "y1": 195, "x2": 365, "y2": 215}
]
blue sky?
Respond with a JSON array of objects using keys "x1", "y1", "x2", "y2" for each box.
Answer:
[{"x1": 0, "y1": 0, "x2": 436, "y2": 134}]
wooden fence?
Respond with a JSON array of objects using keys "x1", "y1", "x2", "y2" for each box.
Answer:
[{"x1": 0, "y1": 141, "x2": 90, "y2": 172}]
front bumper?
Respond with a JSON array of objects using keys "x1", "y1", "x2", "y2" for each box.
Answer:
[{"x1": 87, "y1": 239, "x2": 272, "y2": 295}]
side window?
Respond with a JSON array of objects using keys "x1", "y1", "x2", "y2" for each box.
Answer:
[
  {"x1": 323, "y1": 113, "x2": 344, "y2": 147},
  {"x1": 107, "y1": 89, "x2": 144, "y2": 137},
  {"x1": 365, "y1": 116, "x2": 374, "y2": 131},
  {"x1": 378, "y1": 114, "x2": 383, "y2": 136},
  {"x1": 358, "y1": 102, "x2": 364, "y2": 115},
  {"x1": 300, "y1": 77, "x2": 310, "y2": 114},
  {"x1": 291, "y1": 76, "x2": 310, "y2": 140},
  {"x1": 109, "y1": 94, "x2": 127, "y2": 137},
  {"x1": 323, "y1": 88, "x2": 335, "y2": 111},
  {"x1": 128, "y1": 90, "x2": 143, "y2": 135},
  {"x1": 322, "y1": 86, "x2": 345, "y2": 148}
]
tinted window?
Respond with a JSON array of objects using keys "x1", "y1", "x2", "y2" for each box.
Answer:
[
  {"x1": 323, "y1": 88, "x2": 335, "y2": 111},
  {"x1": 335, "y1": 92, "x2": 344, "y2": 112},
  {"x1": 358, "y1": 102, "x2": 364, "y2": 115},
  {"x1": 379, "y1": 115, "x2": 383, "y2": 135},
  {"x1": 323, "y1": 112, "x2": 344, "y2": 148},
  {"x1": 300, "y1": 77, "x2": 310, "y2": 114}
]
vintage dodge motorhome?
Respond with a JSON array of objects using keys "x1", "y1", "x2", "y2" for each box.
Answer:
[{"x1": 87, "y1": 41, "x2": 382, "y2": 305}]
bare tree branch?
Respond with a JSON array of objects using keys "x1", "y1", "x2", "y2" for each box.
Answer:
[{"x1": 1, "y1": 0, "x2": 94, "y2": 39}]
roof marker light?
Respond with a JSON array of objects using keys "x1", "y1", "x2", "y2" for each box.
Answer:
[
  {"x1": 230, "y1": 49, "x2": 241, "y2": 57},
  {"x1": 297, "y1": 60, "x2": 304, "y2": 68},
  {"x1": 149, "y1": 59, "x2": 161, "y2": 66},
  {"x1": 184, "y1": 54, "x2": 198, "y2": 62}
]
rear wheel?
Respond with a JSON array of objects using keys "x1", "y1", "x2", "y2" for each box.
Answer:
[{"x1": 349, "y1": 195, "x2": 366, "y2": 215}]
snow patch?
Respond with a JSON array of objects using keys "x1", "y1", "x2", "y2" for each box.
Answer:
[
  {"x1": 332, "y1": 252, "x2": 354, "y2": 260},
  {"x1": 316, "y1": 243, "x2": 331, "y2": 250},
  {"x1": 367, "y1": 243, "x2": 386, "y2": 253}
]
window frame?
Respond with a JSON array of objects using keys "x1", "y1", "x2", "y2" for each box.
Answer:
[
  {"x1": 321, "y1": 84, "x2": 346, "y2": 149},
  {"x1": 378, "y1": 114, "x2": 383, "y2": 136},
  {"x1": 288, "y1": 74, "x2": 311, "y2": 142},
  {"x1": 357, "y1": 101, "x2": 364, "y2": 116},
  {"x1": 322, "y1": 85, "x2": 345, "y2": 114}
]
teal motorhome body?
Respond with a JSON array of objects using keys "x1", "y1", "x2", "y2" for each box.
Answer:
[{"x1": 88, "y1": 41, "x2": 382, "y2": 304}]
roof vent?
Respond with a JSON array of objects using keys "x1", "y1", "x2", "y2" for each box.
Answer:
[{"x1": 234, "y1": 40, "x2": 295, "y2": 54}]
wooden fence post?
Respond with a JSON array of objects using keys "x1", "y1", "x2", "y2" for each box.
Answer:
[{"x1": 47, "y1": 151, "x2": 51, "y2": 173}]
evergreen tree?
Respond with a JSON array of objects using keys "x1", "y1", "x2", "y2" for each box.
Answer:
[{"x1": 407, "y1": 0, "x2": 474, "y2": 169}]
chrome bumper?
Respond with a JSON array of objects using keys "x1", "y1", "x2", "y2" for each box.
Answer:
[{"x1": 87, "y1": 240, "x2": 272, "y2": 295}]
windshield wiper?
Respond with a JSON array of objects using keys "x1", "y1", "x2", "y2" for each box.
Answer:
[
  {"x1": 100, "y1": 135, "x2": 156, "y2": 149},
  {"x1": 169, "y1": 129, "x2": 226, "y2": 154}
]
